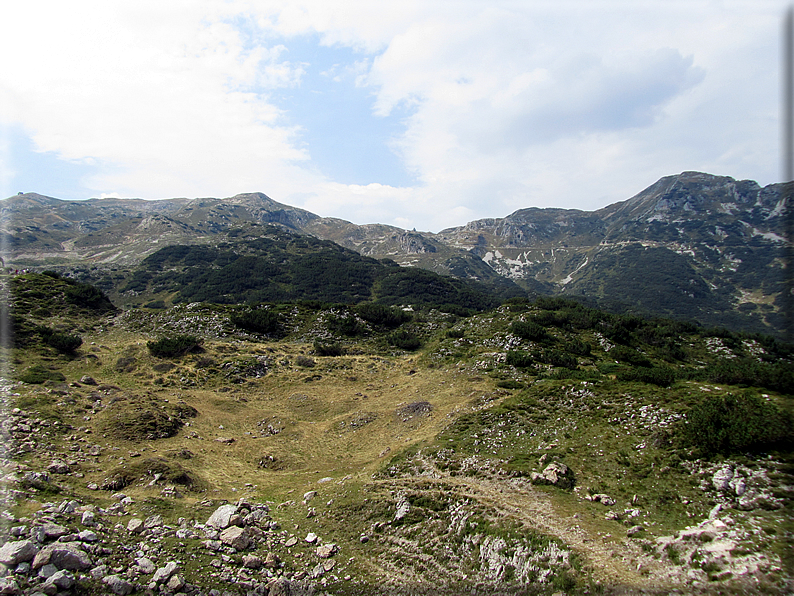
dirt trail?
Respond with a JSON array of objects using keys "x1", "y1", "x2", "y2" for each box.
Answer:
[
  {"x1": 446, "y1": 474, "x2": 676, "y2": 590},
  {"x1": 382, "y1": 464, "x2": 682, "y2": 592}
]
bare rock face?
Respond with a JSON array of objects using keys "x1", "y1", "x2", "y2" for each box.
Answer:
[{"x1": 531, "y1": 462, "x2": 575, "y2": 489}]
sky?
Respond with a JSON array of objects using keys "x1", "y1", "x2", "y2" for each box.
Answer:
[{"x1": 0, "y1": 0, "x2": 790, "y2": 232}]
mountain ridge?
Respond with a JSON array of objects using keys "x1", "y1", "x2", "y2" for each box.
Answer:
[{"x1": 1, "y1": 171, "x2": 789, "y2": 335}]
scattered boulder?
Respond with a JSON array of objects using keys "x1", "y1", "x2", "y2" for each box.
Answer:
[
  {"x1": 103, "y1": 574, "x2": 134, "y2": 596},
  {"x1": 166, "y1": 574, "x2": 186, "y2": 591},
  {"x1": 38, "y1": 523, "x2": 69, "y2": 540},
  {"x1": 206, "y1": 504, "x2": 238, "y2": 529},
  {"x1": 264, "y1": 552, "x2": 280, "y2": 570},
  {"x1": 242, "y1": 554, "x2": 263, "y2": 569},
  {"x1": 531, "y1": 462, "x2": 575, "y2": 489},
  {"x1": 46, "y1": 460, "x2": 70, "y2": 474},
  {"x1": 0, "y1": 540, "x2": 38, "y2": 566},
  {"x1": 135, "y1": 557, "x2": 157, "y2": 574},
  {"x1": 126, "y1": 518, "x2": 144, "y2": 534},
  {"x1": 219, "y1": 526, "x2": 250, "y2": 550},
  {"x1": 32, "y1": 542, "x2": 92, "y2": 571},
  {"x1": 42, "y1": 569, "x2": 74, "y2": 592},
  {"x1": 712, "y1": 466, "x2": 733, "y2": 491},
  {"x1": 151, "y1": 561, "x2": 179, "y2": 584},
  {"x1": 588, "y1": 493, "x2": 616, "y2": 506},
  {"x1": 316, "y1": 544, "x2": 337, "y2": 559},
  {"x1": 627, "y1": 525, "x2": 645, "y2": 537},
  {"x1": 394, "y1": 499, "x2": 410, "y2": 521},
  {"x1": 0, "y1": 577, "x2": 21, "y2": 596},
  {"x1": 144, "y1": 514, "x2": 163, "y2": 529}
]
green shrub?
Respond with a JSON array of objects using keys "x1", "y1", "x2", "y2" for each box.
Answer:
[
  {"x1": 64, "y1": 281, "x2": 115, "y2": 311},
  {"x1": 535, "y1": 349, "x2": 578, "y2": 369},
  {"x1": 18, "y1": 364, "x2": 66, "y2": 384},
  {"x1": 389, "y1": 329, "x2": 422, "y2": 350},
  {"x1": 326, "y1": 313, "x2": 364, "y2": 337},
  {"x1": 231, "y1": 308, "x2": 281, "y2": 335},
  {"x1": 564, "y1": 339, "x2": 591, "y2": 356},
  {"x1": 45, "y1": 331, "x2": 82, "y2": 354},
  {"x1": 683, "y1": 392, "x2": 793, "y2": 455},
  {"x1": 610, "y1": 345, "x2": 652, "y2": 367},
  {"x1": 355, "y1": 303, "x2": 412, "y2": 328},
  {"x1": 506, "y1": 350, "x2": 535, "y2": 368},
  {"x1": 703, "y1": 360, "x2": 794, "y2": 395},
  {"x1": 147, "y1": 335, "x2": 202, "y2": 358},
  {"x1": 616, "y1": 366, "x2": 675, "y2": 387},
  {"x1": 313, "y1": 340, "x2": 344, "y2": 356},
  {"x1": 511, "y1": 320, "x2": 549, "y2": 341}
]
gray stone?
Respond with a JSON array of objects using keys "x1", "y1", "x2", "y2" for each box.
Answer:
[
  {"x1": 590, "y1": 493, "x2": 616, "y2": 506},
  {"x1": 46, "y1": 461, "x2": 69, "y2": 475},
  {"x1": 126, "y1": 518, "x2": 144, "y2": 534},
  {"x1": 103, "y1": 574, "x2": 134, "y2": 596},
  {"x1": 712, "y1": 466, "x2": 733, "y2": 491},
  {"x1": 37, "y1": 564, "x2": 58, "y2": 579},
  {"x1": 263, "y1": 552, "x2": 280, "y2": 570},
  {"x1": 43, "y1": 570, "x2": 74, "y2": 591},
  {"x1": 219, "y1": 526, "x2": 250, "y2": 550},
  {"x1": 303, "y1": 491, "x2": 317, "y2": 502},
  {"x1": 206, "y1": 504, "x2": 238, "y2": 529},
  {"x1": 166, "y1": 574, "x2": 185, "y2": 591},
  {"x1": 77, "y1": 530, "x2": 98, "y2": 542},
  {"x1": 79, "y1": 376, "x2": 98, "y2": 386},
  {"x1": 394, "y1": 500, "x2": 410, "y2": 521},
  {"x1": 152, "y1": 561, "x2": 179, "y2": 584},
  {"x1": 81, "y1": 511, "x2": 96, "y2": 526},
  {"x1": 305, "y1": 532, "x2": 318, "y2": 544},
  {"x1": 144, "y1": 514, "x2": 163, "y2": 529},
  {"x1": 0, "y1": 577, "x2": 21, "y2": 595},
  {"x1": 316, "y1": 543, "x2": 337, "y2": 559},
  {"x1": 0, "y1": 540, "x2": 39, "y2": 566},
  {"x1": 38, "y1": 523, "x2": 69, "y2": 540},
  {"x1": 531, "y1": 462, "x2": 575, "y2": 489},
  {"x1": 627, "y1": 525, "x2": 645, "y2": 537},
  {"x1": 267, "y1": 578, "x2": 291, "y2": 596},
  {"x1": 32, "y1": 543, "x2": 92, "y2": 571},
  {"x1": 135, "y1": 557, "x2": 156, "y2": 574},
  {"x1": 242, "y1": 554, "x2": 262, "y2": 569}
]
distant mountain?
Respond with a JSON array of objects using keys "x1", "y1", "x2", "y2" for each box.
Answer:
[
  {"x1": 433, "y1": 172, "x2": 788, "y2": 333},
  {"x1": 1, "y1": 172, "x2": 788, "y2": 335}
]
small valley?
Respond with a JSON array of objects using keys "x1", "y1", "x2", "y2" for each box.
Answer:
[{"x1": 0, "y1": 272, "x2": 791, "y2": 595}]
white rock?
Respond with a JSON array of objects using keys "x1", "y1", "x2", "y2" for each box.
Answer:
[
  {"x1": 206, "y1": 504, "x2": 238, "y2": 529},
  {"x1": 151, "y1": 561, "x2": 179, "y2": 584},
  {"x1": 0, "y1": 540, "x2": 38, "y2": 566},
  {"x1": 712, "y1": 466, "x2": 733, "y2": 491}
]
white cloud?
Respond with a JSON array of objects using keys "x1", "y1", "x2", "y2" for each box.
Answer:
[{"x1": 0, "y1": 0, "x2": 789, "y2": 232}]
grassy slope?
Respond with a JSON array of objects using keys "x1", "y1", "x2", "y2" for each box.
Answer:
[{"x1": 3, "y1": 274, "x2": 793, "y2": 594}]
